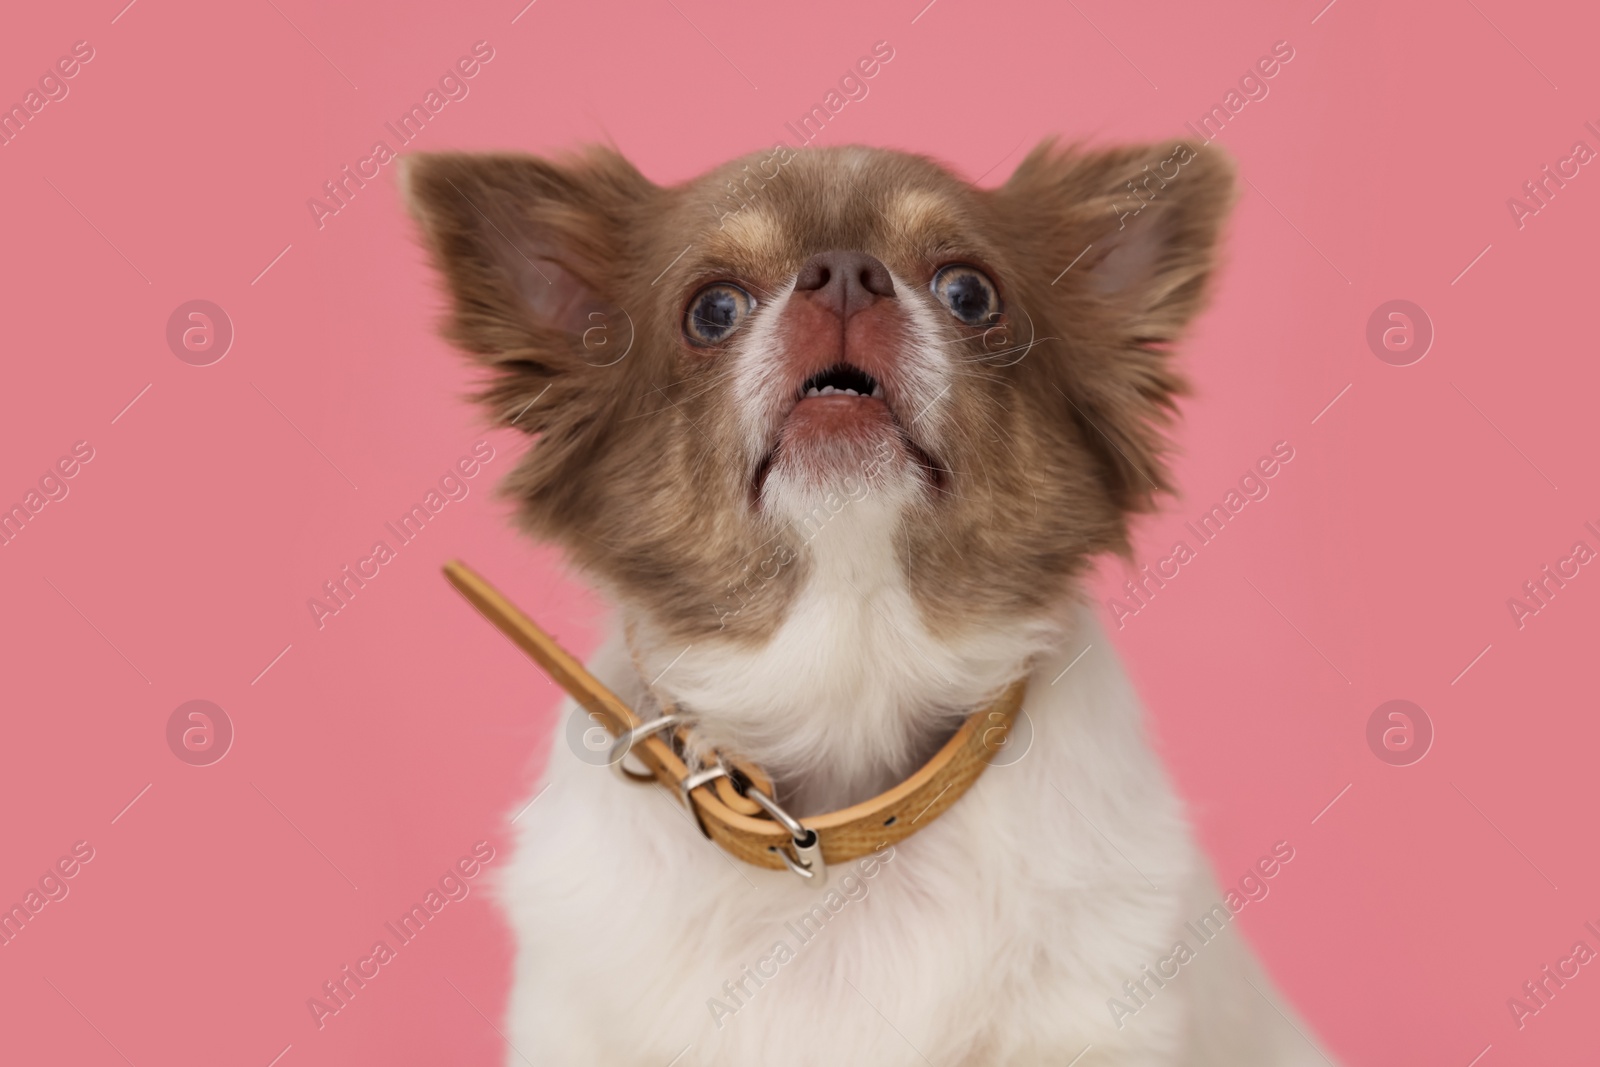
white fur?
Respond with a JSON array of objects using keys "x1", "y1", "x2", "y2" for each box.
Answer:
[
  {"x1": 498, "y1": 605, "x2": 1334, "y2": 1065},
  {"x1": 493, "y1": 272, "x2": 1336, "y2": 1066}
]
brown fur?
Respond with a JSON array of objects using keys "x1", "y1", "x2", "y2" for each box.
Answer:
[{"x1": 403, "y1": 140, "x2": 1234, "y2": 644}]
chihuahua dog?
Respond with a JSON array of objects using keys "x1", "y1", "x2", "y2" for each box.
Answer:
[{"x1": 404, "y1": 139, "x2": 1335, "y2": 1066}]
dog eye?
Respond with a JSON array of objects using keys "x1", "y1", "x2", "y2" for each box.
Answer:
[
  {"x1": 931, "y1": 265, "x2": 1001, "y2": 326},
  {"x1": 684, "y1": 283, "x2": 755, "y2": 345}
]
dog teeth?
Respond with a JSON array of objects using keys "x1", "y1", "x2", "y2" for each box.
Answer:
[{"x1": 801, "y1": 383, "x2": 877, "y2": 399}]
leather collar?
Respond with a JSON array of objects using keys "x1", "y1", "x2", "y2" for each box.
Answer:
[{"x1": 445, "y1": 560, "x2": 1023, "y2": 880}]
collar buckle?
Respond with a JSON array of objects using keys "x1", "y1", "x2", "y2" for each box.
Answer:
[{"x1": 738, "y1": 777, "x2": 827, "y2": 883}]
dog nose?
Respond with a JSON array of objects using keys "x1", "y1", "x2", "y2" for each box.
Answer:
[{"x1": 793, "y1": 250, "x2": 896, "y2": 319}]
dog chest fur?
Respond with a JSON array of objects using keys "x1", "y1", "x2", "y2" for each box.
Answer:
[{"x1": 494, "y1": 608, "x2": 1325, "y2": 1066}]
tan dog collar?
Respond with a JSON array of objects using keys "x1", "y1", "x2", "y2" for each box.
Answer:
[{"x1": 444, "y1": 560, "x2": 1023, "y2": 883}]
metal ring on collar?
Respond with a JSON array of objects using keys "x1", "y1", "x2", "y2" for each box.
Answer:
[
  {"x1": 679, "y1": 762, "x2": 731, "y2": 839},
  {"x1": 739, "y1": 780, "x2": 805, "y2": 837},
  {"x1": 739, "y1": 780, "x2": 826, "y2": 882},
  {"x1": 771, "y1": 835, "x2": 824, "y2": 880},
  {"x1": 609, "y1": 713, "x2": 683, "y2": 783}
]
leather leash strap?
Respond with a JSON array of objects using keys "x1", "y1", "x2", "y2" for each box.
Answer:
[{"x1": 444, "y1": 559, "x2": 1024, "y2": 871}]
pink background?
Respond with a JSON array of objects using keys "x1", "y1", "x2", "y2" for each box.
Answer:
[{"x1": 2, "y1": 0, "x2": 1597, "y2": 1063}]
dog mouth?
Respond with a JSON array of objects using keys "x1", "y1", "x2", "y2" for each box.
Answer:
[
  {"x1": 749, "y1": 361, "x2": 946, "y2": 501},
  {"x1": 798, "y1": 364, "x2": 884, "y2": 400}
]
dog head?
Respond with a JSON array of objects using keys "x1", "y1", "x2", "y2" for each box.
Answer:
[{"x1": 404, "y1": 141, "x2": 1233, "y2": 647}]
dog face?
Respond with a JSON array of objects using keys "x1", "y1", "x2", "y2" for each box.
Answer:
[{"x1": 404, "y1": 141, "x2": 1232, "y2": 645}]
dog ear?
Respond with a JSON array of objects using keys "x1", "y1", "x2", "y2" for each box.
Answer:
[
  {"x1": 997, "y1": 139, "x2": 1235, "y2": 512},
  {"x1": 401, "y1": 148, "x2": 659, "y2": 432},
  {"x1": 1002, "y1": 138, "x2": 1235, "y2": 342}
]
